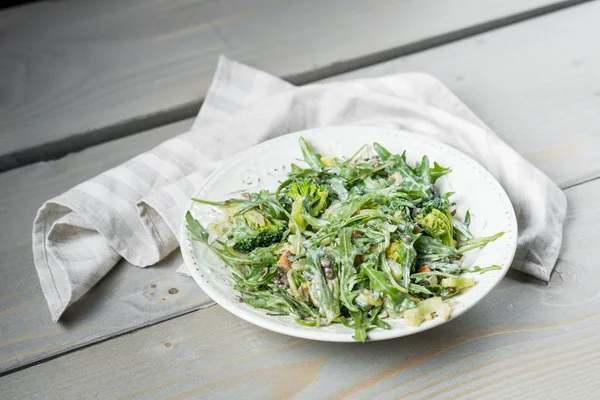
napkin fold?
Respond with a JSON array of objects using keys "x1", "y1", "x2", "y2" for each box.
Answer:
[{"x1": 33, "y1": 56, "x2": 567, "y2": 321}]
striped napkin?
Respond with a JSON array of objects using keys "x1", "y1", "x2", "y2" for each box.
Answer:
[{"x1": 33, "y1": 56, "x2": 567, "y2": 321}]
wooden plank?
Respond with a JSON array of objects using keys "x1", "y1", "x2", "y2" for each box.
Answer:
[
  {"x1": 0, "y1": 118, "x2": 216, "y2": 375},
  {"x1": 3, "y1": 0, "x2": 600, "y2": 378},
  {"x1": 1, "y1": 168, "x2": 597, "y2": 399},
  {"x1": 0, "y1": 0, "x2": 586, "y2": 170}
]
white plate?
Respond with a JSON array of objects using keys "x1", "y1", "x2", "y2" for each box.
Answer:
[{"x1": 180, "y1": 126, "x2": 517, "y2": 342}]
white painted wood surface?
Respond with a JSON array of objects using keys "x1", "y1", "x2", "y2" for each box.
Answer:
[
  {"x1": 2, "y1": 1, "x2": 600, "y2": 397},
  {"x1": 2, "y1": 0, "x2": 600, "y2": 379},
  {"x1": 0, "y1": 0, "x2": 584, "y2": 170}
]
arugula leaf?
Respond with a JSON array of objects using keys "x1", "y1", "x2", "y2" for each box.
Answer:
[
  {"x1": 186, "y1": 211, "x2": 209, "y2": 243},
  {"x1": 464, "y1": 265, "x2": 502, "y2": 274},
  {"x1": 299, "y1": 136, "x2": 325, "y2": 170},
  {"x1": 334, "y1": 228, "x2": 360, "y2": 312},
  {"x1": 414, "y1": 236, "x2": 457, "y2": 259},
  {"x1": 373, "y1": 142, "x2": 392, "y2": 161},
  {"x1": 452, "y1": 217, "x2": 474, "y2": 240},
  {"x1": 429, "y1": 162, "x2": 451, "y2": 184},
  {"x1": 457, "y1": 232, "x2": 504, "y2": 253},
  {"x1": 305, "y1": 247, "x2": 340, "y2": 323}
]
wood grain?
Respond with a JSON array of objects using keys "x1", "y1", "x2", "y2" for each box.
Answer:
[
  {"x1": 0, "y1": 0, "x2": 585, "y2": 170},
  {"x1": 2, "y1": 171, "x2": 599, "y2": 400}
]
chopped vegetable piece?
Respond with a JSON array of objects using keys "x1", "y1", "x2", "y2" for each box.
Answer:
[
  {"x1": 441, "y1": 277, "x2": 475, "y2": 289},
  {"x1": 403, "y1": 308, "x2": 421, "y2": 327},
  {"x1": 277, "y1": 250, "x2": 292, "y2": 270},
  {"x1": 418, "y1": 296, "x2": 444, "y2": 315}
]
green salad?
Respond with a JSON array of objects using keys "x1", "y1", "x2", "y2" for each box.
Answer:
[{"x1": 186, "y1": 137, "x2": 503, "y2": 341}]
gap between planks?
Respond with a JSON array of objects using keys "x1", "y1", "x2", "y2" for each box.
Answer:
[
  {"x1": 1, "y1": 0, "x2": 595, "y2": 172},
  {"x1": 0, "y1": 300, "x2": 217, "y2": 378},
  {"x1": 561, "y1": 175, "x2": 600, "y2": 190}
]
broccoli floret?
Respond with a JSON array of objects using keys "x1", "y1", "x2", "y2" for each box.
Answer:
[
  {"x1": 254, "y1": 224, "x2": 287, "y2": 247},
  {"x1": 230, "y1": 209, "x2": 287, "y2": 253},
  {"x1": 416, "y1": 208, "x2": 454, "y2": 248},
  {"x1": 421, "y1": 197, "x2": 450, "y2": 214},
  {"x1": 231, "y1": 238, "x2": 256, "y2": 254},
  {"x1": 417, "y1": 197, "x2": 454, "y2": 247},
  {"x1": 285, "y1": 178, "x2": 329, "y2": 231}
]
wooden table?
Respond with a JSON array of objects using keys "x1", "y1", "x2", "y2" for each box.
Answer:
[{"x1": 1, "y1": 1, "x2": 599, "y2": 398}]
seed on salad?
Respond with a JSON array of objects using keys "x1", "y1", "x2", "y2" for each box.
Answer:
[
  {"x1": 320, "y1": 257, "x2": 331, "y2": 268},
  {"x1": 323, "y1": 267, "x2": 335, "y2": 280}
]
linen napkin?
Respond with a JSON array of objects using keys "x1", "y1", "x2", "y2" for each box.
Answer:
[{"x1": 33, "y1": 56, "x2": 567, "y2": 321}]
